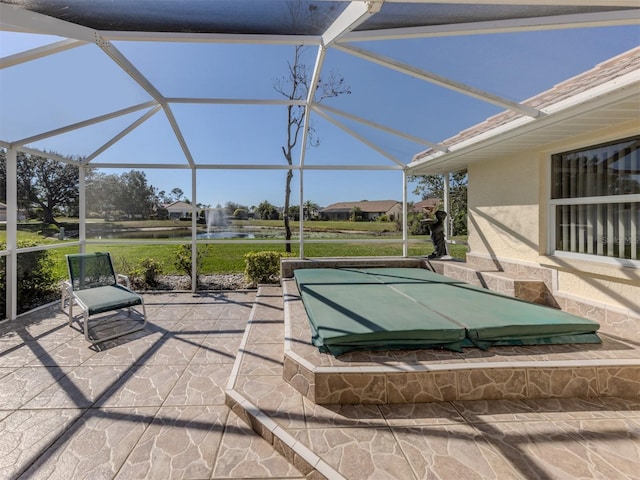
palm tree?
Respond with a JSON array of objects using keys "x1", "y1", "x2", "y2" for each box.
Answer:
[{"x1": 303, "y1": 200, "x2": 319, "y2": 220}]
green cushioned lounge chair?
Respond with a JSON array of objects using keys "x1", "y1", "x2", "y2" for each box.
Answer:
[{"x1": 62, "y1": 252, "x2": 147, "y2": 344}]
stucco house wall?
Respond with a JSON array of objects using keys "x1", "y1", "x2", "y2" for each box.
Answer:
[
  {"x1": 467, "y1": 123, "x2": 639, "y2": 311},
  {"x1": 163, "y1": 201, "x2": 192, "y2": 219},
  {"x1": 467, "y1": 150, "x2": 541, "y2": 263},
  {"x1": 385, "y1": 202, "x2": 403, "y2": 221}
]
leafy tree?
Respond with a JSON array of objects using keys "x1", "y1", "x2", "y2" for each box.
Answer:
[
  {"x1": 274, "y1": 45, "x2": 350, "y2": 252},
  {"x1": 225, "y1": 201, "x2": 247, "y2": 217},
  {"x1": 155, "y1": 189, "x2": 172, "y2": 205},
  {"x1": 233, "y1": 208, "x2": 248, "y2": 220},
  {"x1": 411, "y1": 170, "x2": 468, "y2": 236},
  {"x1": 156, "y1": 206, "x2": 169, "y2": 220},
  {"x1": 170, "y1": 187, "x2": 185, "y2": 202},
  {"x1": 118, "y1": 170, "x2": 156, "y2": 219},
  {"x1": 288, "y1": 205, "x2": 300, "y2": 221},
  {"x1": 86, "y1": 170, "x2": 120, "y2": 219},
  {"x1": 256, "y1": 200, "x2": 278, "y2": 220},
  {"x1": 86, "y1": 169, "x2": 156, "y2": 220},
  {"x1": 0, "y1": 150, "x2": 79, "y2": 225}
]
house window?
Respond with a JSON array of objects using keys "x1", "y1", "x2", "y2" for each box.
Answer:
[{"x1": 551, "y1": 136, "x2": 639, "y2": 261}]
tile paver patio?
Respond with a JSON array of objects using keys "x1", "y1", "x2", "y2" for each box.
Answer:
[
  {"x1": 0, "y1": 291, "x2": 305, "y2": 480},
  {"x1": 1, "y1": 287, "x2": 639, "y2": 479}
]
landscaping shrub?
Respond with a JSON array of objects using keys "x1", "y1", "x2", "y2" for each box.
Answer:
[
  {"x1": 108, "y1": 255, "x2": 162, "y2": 289},
  {"x1": 244, "y1": 251, "x2": 287, "y2": 285},
  {"x1": 0, "y1": 240, "x2": 59, "y2": 317},
  {"x1": 174, "y1": 244, "x2": 208, "y2": 288},
  {"x1": 406, "y1": 213, "x2": 431, "y2": 235},
  {"x1": 139, "y1": 257, "x2": 161, "y2": 287}
]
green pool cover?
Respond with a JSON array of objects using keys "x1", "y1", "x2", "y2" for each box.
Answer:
[{"x1": 294, "y1": 267, "x2": 601, "y2": 355}]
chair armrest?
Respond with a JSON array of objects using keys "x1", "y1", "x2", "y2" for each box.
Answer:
[{"x1": 116, "y1": 274, "x2": 132, "y2": 289}]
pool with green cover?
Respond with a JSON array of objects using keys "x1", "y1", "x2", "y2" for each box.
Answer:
[{"x1": 293, "y1": 267, "x2": 601, "y2": 355}]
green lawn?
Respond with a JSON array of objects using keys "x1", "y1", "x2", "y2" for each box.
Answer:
[
  {"x1": 1, "y1": 218, "x2": 402, "y2": 233},
  {"x1": 57, "y1": 241, "x2": 467, "y2": 276},
  {"x1": 2, "y1": 219, "x2": 468, "y2": 281},
  {"x1": 233, "y1": 219, "x2": 397, "y2": 233}
]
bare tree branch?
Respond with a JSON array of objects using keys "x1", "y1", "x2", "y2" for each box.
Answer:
[{"x1": 274, "y1": 45, "x2": 350, "y2": 252}]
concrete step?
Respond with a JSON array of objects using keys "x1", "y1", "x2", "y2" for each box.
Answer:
[{"x1": 429, "y1": 260, "x2": 552, "y2": 306}]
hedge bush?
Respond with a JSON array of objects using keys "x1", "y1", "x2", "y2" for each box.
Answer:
[
  {"x1": 0, "y1": 240, "x2": 59, "y2": 318},
  {"x1": 244, "y1": 251, "x2": 287, "y2": 285}
]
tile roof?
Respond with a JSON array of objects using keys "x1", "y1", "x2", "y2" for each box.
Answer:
[
  {"x1": 411, "y1": 198, "x2": 441, "y2": 212},
  {"x1": 162, "y1": 200, "x2": 192, "y2": 210},
  {"x1": 321, "y1": 200, "x2": 400, "y2": 213},
  {"x1": 414, "y1": 46, "x2": 640, "y2": 161}
]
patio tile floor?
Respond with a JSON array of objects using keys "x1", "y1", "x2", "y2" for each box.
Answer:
[
  {"x1": 0, "y1": 291, "x2": 306, "y2": 480},
  {"x1": 227, "y1": 286, "x2": 640, "y2": 480},
  {"x1": 1, "y1": 288, "x2": 639, "y2": 479}
]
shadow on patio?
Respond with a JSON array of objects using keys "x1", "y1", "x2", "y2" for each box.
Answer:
[
  {"x1": 0, "y1": 290, "x2": 306, "y2": 480},
  {"x1": 1, "y1": 288, "x2": 639, "y2": 479}
]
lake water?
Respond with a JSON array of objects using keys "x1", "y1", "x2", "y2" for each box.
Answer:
[
  {"x1": 89, "y1": 227, "x2": 261, "y2": 240},
  {"x1": 197, "y1": 231, "x2": 255, "y2": 239},
  {"x1": 87, "y1": 226, "x2": 381, "y2": 240}
]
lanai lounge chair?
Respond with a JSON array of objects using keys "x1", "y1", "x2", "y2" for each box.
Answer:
[{"x1": 62, "y1": 252, "x2": 147, "y2": 343}]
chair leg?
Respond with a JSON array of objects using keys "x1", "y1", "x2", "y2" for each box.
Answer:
[
  {"x1": 83, "y1": 311, "x2": 91, "y2": 343},
  {"x1": 68, "y1": 299, "x2": 74, "y2": 327},
  {"x1": 60, "y1": 287, "x2": 66, "y2": 311},
  {"x1": 61, "y1": 282, "x2": 73, "y2": 324},
  {"x1": 84, "y1": 302, "x2": 148, "y2": 345}
]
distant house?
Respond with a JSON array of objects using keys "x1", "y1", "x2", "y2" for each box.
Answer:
[
  {"x1": 320, "y1": 200, "x2": 402, "y2": 221},
  {"x1": 163, "y1": 201, "x2": 192, "y2": 219},
  {"x1": 0, "y1": 203, "x2": 28, "y2": 221},
  {"x1": 411, "y1": 198, "x2": 440, "y2": 216}
]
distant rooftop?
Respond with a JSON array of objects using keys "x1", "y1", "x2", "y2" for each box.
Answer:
[{"x1": 321, "y1": 200, "x2": 399, "y2": 213}]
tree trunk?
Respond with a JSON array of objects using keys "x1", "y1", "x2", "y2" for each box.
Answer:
[
  {"x1": 284, "y1": 169, "x2": 293, "y2": 253},
  {"x1": 42, "y1": 206, "x2": 58, "y2": 226}
]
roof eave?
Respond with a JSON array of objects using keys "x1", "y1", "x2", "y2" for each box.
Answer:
[{"x1": 407, "y1": 69, "x2": 640, "y2": 176}]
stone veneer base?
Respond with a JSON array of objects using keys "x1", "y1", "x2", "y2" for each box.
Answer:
[{"x1": 282, "y1": 278, "x2": 640, "y2": 405}]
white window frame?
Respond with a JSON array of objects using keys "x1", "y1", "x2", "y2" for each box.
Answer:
[{"x1": 549, "y1": 136, "x2": 640, "y2": 268}]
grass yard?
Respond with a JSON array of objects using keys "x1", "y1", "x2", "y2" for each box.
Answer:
[
  {"x1": 80, "y1": 241, "x2": 466, "y2": 274},
  {"x1": 3, "y1": 219, "x2": 467, "y2": 281}
]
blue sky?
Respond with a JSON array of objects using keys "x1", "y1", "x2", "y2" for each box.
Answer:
[{"x1": 1, "y1": 25, "x2": 639, "y2": 208}]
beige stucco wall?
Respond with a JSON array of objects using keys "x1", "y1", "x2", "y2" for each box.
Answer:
[
  {"x1": 542, "y1": 257, "x2": 639, "y2": 311},
  {"x1": 467, "y1": 150, "x2": 541, "y2": 263},
  {"x1": 387, "y1": 203, "x2": 403, "y2": 220},
  {"x1": 467, "y1": 123, "x2": 639, "y2": 311}
]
